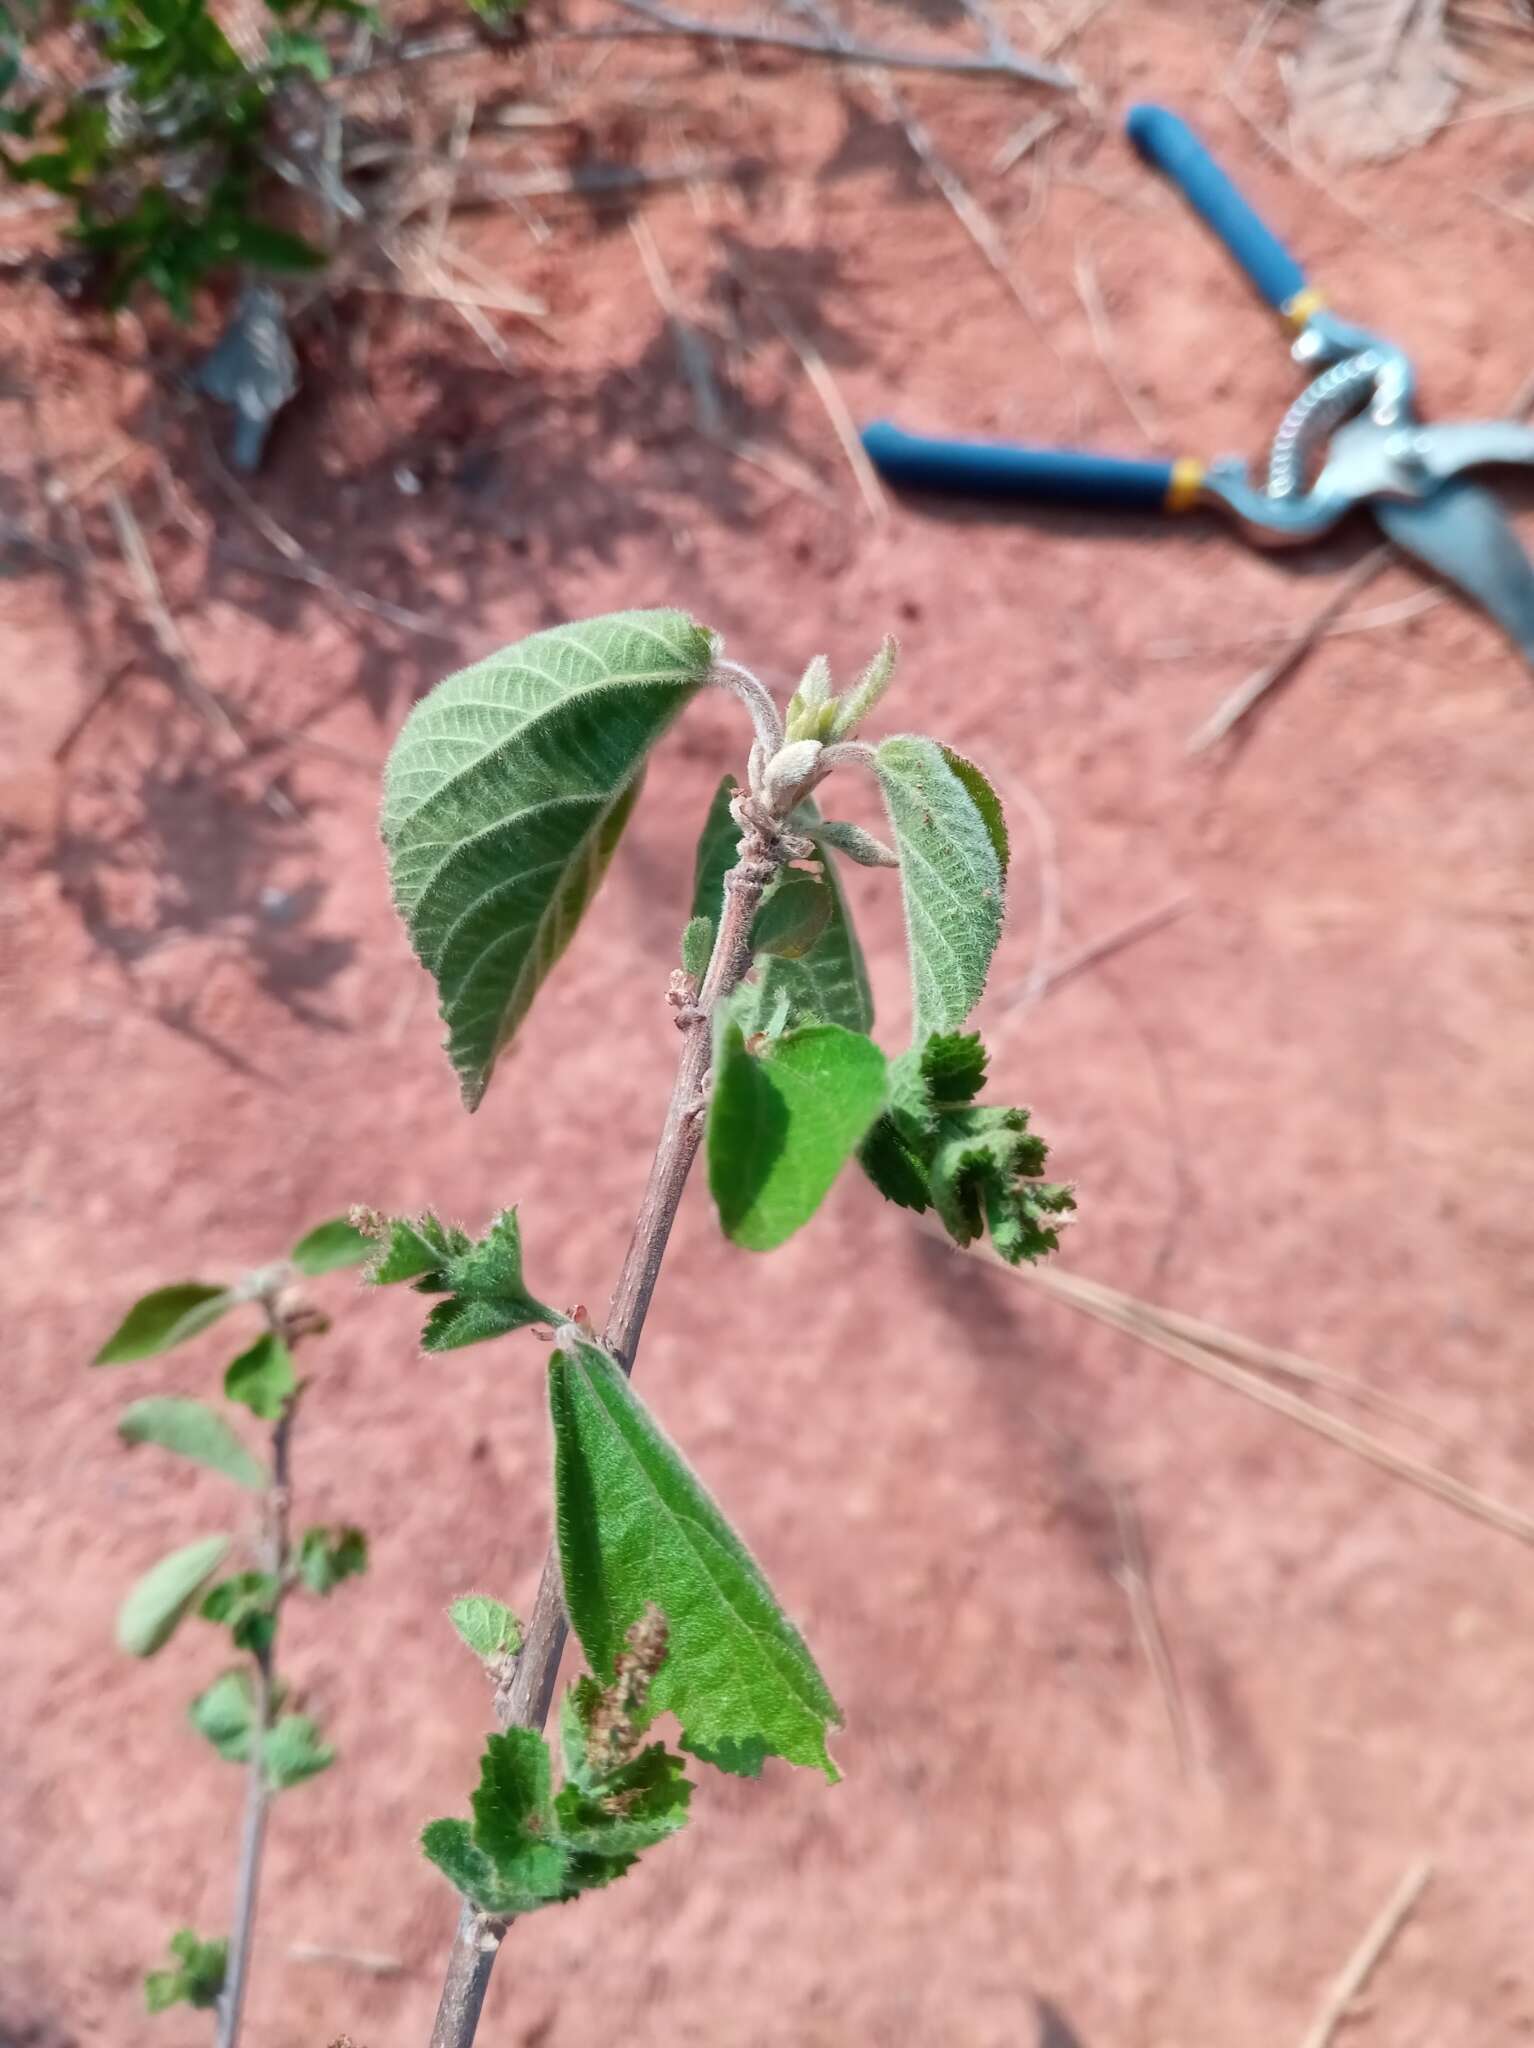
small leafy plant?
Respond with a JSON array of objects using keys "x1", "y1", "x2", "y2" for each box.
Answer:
[
  {"x1": 364, "y1": 610, "x2": 1075, "y2": 2043},
  {"x1": 0, "y1": 0, "x2": 520, "y2": 314},
  {"x1": 94, "y1": 1213, "x2": 373, "y2": 2040}
]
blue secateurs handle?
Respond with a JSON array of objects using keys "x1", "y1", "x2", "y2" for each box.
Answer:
[
  {"x1": 861, "y1": 421, "x2": 1202, "y2": 514},
  {"x1": 1125, "y1": 102, "x2": 1309, "y2": 317}
]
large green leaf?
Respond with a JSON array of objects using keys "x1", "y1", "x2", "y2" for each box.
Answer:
[
  {"x1": 118, "y1": 1398, "x2": 265, "y2": 1489},
  {"x1": 118, "y1": 1535, "x2": 232, "y2": 1657},
  {"x1": 874, "y1": 736, "x2": 1007, "y2": 1038},
  {"x1": 223, "y1": 1333, "x2": 295, "y2": 1422},
  {"x1": 382, "y1": 610, "x2": 715, "y2": 1108},
  {"x1": 708, "y1": 1018, "x2": 888, "y2": 1251},
  {"x1": 550, "y1": 1332, "x2": 841, "y2": 1780},
  {"x1": 94, "y1": 1284, "x2": 235, "y2": 1365}
]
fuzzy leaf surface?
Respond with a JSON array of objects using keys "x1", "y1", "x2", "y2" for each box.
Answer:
[
  {"x1": 693, "y1": 784, "x2": 873, "y2": 1035},
  {"x1": 382, "y1": 610, "x2": 714, "y2": 1107},
  {"x1": 875, "y1": 736, "x2": 1006, "y2": 1037},
  {"x1": 550, "y1": 1333, "x2": 841, "y2": 1779},
  {"x1": 689, "y1": 774, "x2": 741, "y2": 925},
  {"x1": 118, "y1": 1397, "x2": 266, "y2": 1488},
  {"x1": 94, "y1": 1283, "x2": 234, "y2": 1365},
  {"x1": 750, "y1": 873, "x2": 832, "y2": 959},
  {"x1": 117, "y1": 1535, "x2": 231, "y2": 1657},
  {"x1": 364, "y1": 1208, "x2": 556, "y2": 1349},
  {"x1": 223, "y1": 1333, "x2": 295, "y2": 1421},
  {"x1": 708, "y1": 1018, "x2": 887, "y2": 1251},
  {"x1": 361, "y1": 1210, "x2": 470, "y2": 1288},
  {"x1": 290, "y1": 1215, "x2": 373, "y2": 1275},
  {"x1": 860, "y1": 1030, "x2": 1074, "y2": 1262},
  {"x1": 448, "y1": 1594, "x2": 522, "y2": 1661}
]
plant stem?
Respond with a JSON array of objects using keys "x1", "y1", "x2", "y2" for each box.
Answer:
[
  {"x1": 426, "y1": 816, "x2": 783, "y2": 2048},
  {"x1": 214, "y1": 1386, "x2": 295, "y2": 2048}
]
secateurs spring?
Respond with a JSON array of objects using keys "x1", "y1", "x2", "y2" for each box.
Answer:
[{"x1": 861, "y1": 104, "x2": 1534, "y2": 665}]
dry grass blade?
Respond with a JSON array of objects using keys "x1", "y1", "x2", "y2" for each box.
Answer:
[
  {"x1": 725, "y1": 251, "x2": 888, "y2": 524},
  {"x1": 1297, "y1": 1858, "x2": 1433, "y2": 2048},
  {"x1": 1111, "y1": 1487, "x2": 1194, "y2": 1774},
  {"x1": 1073, "y1": 242, "x2": 1162, "y2": 444},
  {"x1": 1187, "y1": 544, "x2": 1394, "y2": 753},
  {"x1": 630, "y1": 214, "x2": 726, "y2": 438},
  {"x1": 996, "y1": 1258, "x2": 1534, "y2": 1550},
  {"x1": 1289, "y1": 0, "x2": 1462, "y2": 163}
]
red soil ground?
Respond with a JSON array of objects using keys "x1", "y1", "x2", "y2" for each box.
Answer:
[{"x1": 4, "y1": 5, "x2": 1534, "y2": 2044}]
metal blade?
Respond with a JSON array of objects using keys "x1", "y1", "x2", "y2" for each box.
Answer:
[{"x1": 1374, "y1": 480, "x2": 1534, "y2": 668}]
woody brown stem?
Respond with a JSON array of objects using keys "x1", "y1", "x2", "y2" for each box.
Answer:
[{"x1": 426, "y1": 817, "x2": 784, "y2": 2048}]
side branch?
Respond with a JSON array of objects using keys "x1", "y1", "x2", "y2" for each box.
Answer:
[
  {"x1": 427, "y1": 797, "x2": 792, "y2": 2048},
  {"x1": 214, "y1": 1346, "x2": 295, "y2": 2048}
]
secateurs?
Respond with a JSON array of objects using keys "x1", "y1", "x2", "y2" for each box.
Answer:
[{"x1": 862, "y1": 104, "x2": 1534, "y2": 664}]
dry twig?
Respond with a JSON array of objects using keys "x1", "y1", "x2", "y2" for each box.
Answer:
[
  {"x1": 1187, "y1": 544, "x2": 1395, "y2": 753},
  {"x1": 726, "y1": 251, "x2": 889, "y2": 523},
  {"x1": 1005, "y1": 895, "x2": 1193, "y2": 1008},
  {"x1": 1111, "y1": 1487, "x2": 1194, "y2": 1774},
  {"x1": 1004, "y1": 1259, "x2": 1534, "y2": 1550},
  {"x1": 1297, "y1": 1857, "x2": 1433, "y2": 2048},
  {"x1": 1073, "y1": 241, "x2": 1162, "y2": 443}
]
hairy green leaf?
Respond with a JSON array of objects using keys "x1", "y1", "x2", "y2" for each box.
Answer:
[
  {"x1": 448, "y1": 1594, "x2": 522, "y2": 1662},
  {"x1": 708, "y1": 1018, "x2": 887, "y2": 1251},
  {"x1": 359, "y1": 1209, "x2": 470, "y2": 1288},
  {"x1": 689, "y1": 774, "x2": 741, "y2": 926},
  {"x1": 118, "y1": 1397, "x2": 266, "y2": 1488},
  {"x1": 199, "y1": 1571, "x2": 279, "y2": 1657},
  {"x1": 425, "y1": 1696, "x2": 691, "y2": 1914},
  {"x1": 290, "y1": 1215, "x2": 373, "y2": 1275},
  {"x1": 144, "y1": 1930, "x2": 226, "y2": 2014},
  {"x1": 941, "y1": 746, "x2": 1010, "y2": 876},
  {"x1": 550, "y1": 1332, "x2": 841, "y2": 1779},
  {"x1": 875, "y1": 735, "x2": 1006, "y2": 1037},
  {"x1": 920, "y1": 1028, "x2": 989, "y2": 1106},
  {"x1": 857, "y1": 1112, "x2": 932, "y2": 1213},
  {"x1": 223, "y1": 1333, "x2": 295, "y2": 1422},
  {"x1": 297, "y1": 1525, "x2": 368, "y2": 1595},
  {"x1": 361, "y1": 1207, "x2": 556, "y2": 1349},
  {"x1": 680, "y1": 914, "x2": 713, "y2": 981},
  {"x1": 860, "y1": 1031, "x2": 1074, "y2": 1262},
  {"x1": 189, "y1": 1670, "x2": 255, "y2": 1762},
  {"x1": 94, "y1": 1283, "x2": 234, "y2": 1365},
  {"x1": 421, "y1": 1207, "x2": 559, "y2": 1352},
  {"x1": 813, "y1": 817, "x2": 898, "y2": 868},
  {"x1": 554, "y1": 1741, "x2": 692, "y2": 1863},
  {"x1": 265, "y1": 1713, "x2": 333, "y2": 1791},
  {"x1": 828, "y1": 634, "x2": 898, "y2": 739},
  {"x1": 751, "y1": 873, "x2": 832, "y2": 959},
  {"x1": 118, "y1": 1535, "x2": 231, "y2": 1657},
  {"x1": 420, "y1": 1819, "x2": 543, "y2": 1916},
  {"x1": 692, "y1": 784, "x2": 873, "y2": 1035},
  {"x1": 381, "y1": 610, "x2": 715, "y2": 1107},
  {"x1": 422, "y1": 1728, "x2": 568, "y2": 1913}
]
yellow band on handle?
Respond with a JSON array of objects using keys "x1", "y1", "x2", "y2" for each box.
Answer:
[
  {"x1": 1164, "y1": 458, "x2": 1205, "y2": 514},
  {"x1": 1282, "y1": 285, "x2": 1327, "y2": 330}
]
